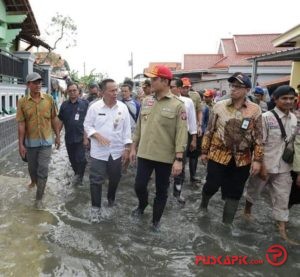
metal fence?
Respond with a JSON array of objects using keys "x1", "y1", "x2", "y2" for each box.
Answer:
[{"x1": 0, "y1": 49, "x2": 23, "y2": 83}]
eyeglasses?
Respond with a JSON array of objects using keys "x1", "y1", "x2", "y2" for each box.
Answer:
[{"x1": 229, "y1": 83, "x2": 246, "y2": 89}]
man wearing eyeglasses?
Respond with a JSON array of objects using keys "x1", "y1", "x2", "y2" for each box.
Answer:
[
  {"x1": 200, "y1": 72, "x2": 263, "y2": 224},
  {"x1": 16, "y1": 72, "x2": 60, "y2": 209}
]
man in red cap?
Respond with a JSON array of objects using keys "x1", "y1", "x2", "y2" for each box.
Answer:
[
  {"x1": 181, "y1": 77, "x2": 203, "y2": 183},
  {"x1": 130, "y1": 65, "x2": 188, "y2": 231}
]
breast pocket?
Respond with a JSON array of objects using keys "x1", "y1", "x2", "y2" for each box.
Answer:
[
  {"x1": 141, "y1": 109, "x2": 151, "y2": 121},
  {"x1": 160, "y1": 110, "x2": 176, "y2": 127}
]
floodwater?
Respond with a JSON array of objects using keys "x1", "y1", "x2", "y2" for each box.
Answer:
[{"x1": 0, "y1": 142, "x2": 299, "y2": 277}]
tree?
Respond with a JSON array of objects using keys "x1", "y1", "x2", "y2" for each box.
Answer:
[{"x1": 40, "y1": 13, "x2": 77, "y2": 64}]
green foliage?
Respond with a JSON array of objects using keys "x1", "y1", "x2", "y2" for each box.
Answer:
[{"x1": 69, "y1": 69, "x2": 107, "y2": 89}]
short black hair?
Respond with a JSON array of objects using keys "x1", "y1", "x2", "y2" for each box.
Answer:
[
  {"x1": 121, "y1": 83, "x2": 133, "y2": 92},
  {"x1": 171, "y1": 77, "x2": 183, "y2": 88},
  {"x1": 67, "y1": 82, "x2": 79, "y2": 90},
  {"x1": 100, "y1": 78, "x2": 115, "y2": 91}
]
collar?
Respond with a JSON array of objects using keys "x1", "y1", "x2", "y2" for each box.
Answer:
[
  {"x1": 99, "y1": 99, "x2": 119, "y2": 109},
  {"x1": 154, "y1": 91, "x2": 173, "y2": 100},
  {"x1": 28, "y1": 92, "x2": 44, "y2": 100},
  {"x1": 274, "y1": 106, "x2": 291, "y2": 119},
  {"x1": 226, "y1": 98, "x2": 248, "y2": 108},
  {"x1": 68, "y1": 98, "x2": 79, "y2": 104}
]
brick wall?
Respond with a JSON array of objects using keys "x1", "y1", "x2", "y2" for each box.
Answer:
[{"x1": 0, "y1": 115, "x2": 18, "y2": 157}]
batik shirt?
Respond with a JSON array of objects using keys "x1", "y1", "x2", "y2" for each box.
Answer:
[{"x1": 201, "y1": 98, "x2": 263, "y2": 166}]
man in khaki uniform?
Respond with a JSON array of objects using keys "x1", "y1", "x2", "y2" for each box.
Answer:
[
  {"x1": 181, "y1": 77, "x2": 203, "y2": 183},
  {"x1": 130, "y1": 65, "x2": 188, "y2": 231}
]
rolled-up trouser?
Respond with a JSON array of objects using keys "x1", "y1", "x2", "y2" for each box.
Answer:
[
  {"x1": 26, "y1": 146, "x2": 52, "y2": 200},
  {"x1": 134, "y1": 157, "x2": 172, "y2": 224},
  {"x1": 66, "y1": 142, "x2": 87, "y2": 178},
  {"x1": 89, "y1": 155, "x2": 122, "y2": 208},
  {"x1": 244, "y1": 172, "x2": 292, "y2": 222}
]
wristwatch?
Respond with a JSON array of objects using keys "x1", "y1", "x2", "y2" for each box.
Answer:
[{"x1": 175, "y1": 157, "x2": 183, "y2": 162}]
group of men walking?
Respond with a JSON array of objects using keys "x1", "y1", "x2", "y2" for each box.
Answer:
[{"x1": 16, "y1": 67, "x2": 300, "y2": 241}]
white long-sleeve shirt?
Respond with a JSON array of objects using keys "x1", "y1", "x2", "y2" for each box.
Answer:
[
  {"x1": 84, "y1": 99, "x2": 132, "y2": 161},
  {"x1": 179, "y1": 95, "x2": 197, "y2": 135}
]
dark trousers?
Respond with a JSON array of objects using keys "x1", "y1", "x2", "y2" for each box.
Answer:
[
  {"x1": 66, "y1": 142, "x2": 87, "y2": 178},
  {"x1": 202, "y1": 158, "x2": 250, "y2": 200},
  {"x1": 187, "y1": 135, "x2": 202, "y2": 179},
  {"x1": 89, "y1": 156, "x2": 122, "y2": 208},
  {"x1": 134, "y1": 157, "x2": 172, "y2": 224},
  {"x1": 26, "y1": 146, "x2": 52, "y2": 200}
]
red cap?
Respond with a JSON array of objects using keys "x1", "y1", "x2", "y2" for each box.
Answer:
[
  {"x1": 181, "y1": 77, "x2": 191, "y2": 87},
  {"x1": 203, "y1": 89, "x2": 214, "y2": 97},
  {"x1": 144, "y1": 65, "x2": 173, "y2": 80}
]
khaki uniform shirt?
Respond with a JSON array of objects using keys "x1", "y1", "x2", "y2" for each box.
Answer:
[
  {"x1": 188, "y1": 91, "x2": 202, "y2": 113},
  {"x1": 202, "y1": 98, "x2": 263, "y2": 166},
  {"x1": 133, "y1": 92, "x2": 188, "y2": 164},
  {"x1": 261, "y1": 107, "x2": 297, "y2": 174}
]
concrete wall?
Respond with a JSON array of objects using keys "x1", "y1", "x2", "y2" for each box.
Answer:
[{"x1": 0, "y1": 115, "x2": 17, "y2": 157}]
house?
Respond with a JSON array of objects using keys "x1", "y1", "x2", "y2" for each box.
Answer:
[
  {"x1": 248, "y1": 24, "x2": 300, "y2": 93},
  {"x1": 173, "y1": 34, "x2": 292, "y2": 92},
  {"x1": 0, "y1": 0, "x2": 52, "y2": 157}
]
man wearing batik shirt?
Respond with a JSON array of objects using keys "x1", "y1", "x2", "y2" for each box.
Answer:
[
  {"x1": 17, "y1": 72, "x2": 60, "y2": 209},
  {"x1": 200, "y1": 72, "x2": 263, "y2": 224}
]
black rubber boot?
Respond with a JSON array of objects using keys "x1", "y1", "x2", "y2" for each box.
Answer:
[
  {"x1": 200, "y1": 192, "x2": 212, "y2": 211},
  {"x1": 222, "y1": 199, "x2": 239, "y2": 224}
]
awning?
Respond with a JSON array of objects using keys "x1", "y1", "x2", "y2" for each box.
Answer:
[{"x1": 247, "y1": 47, "x2": 300, "y2": 62}]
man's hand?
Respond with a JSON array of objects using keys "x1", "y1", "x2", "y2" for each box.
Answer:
[
  {"x1": 200, "y1": 154, "x2": 208, "y2": 164},
  {"x1": 250, "y1": 161, "x2": 261, "y2": 176},
  {"x1": 197, "y1": 126, "x2": 202, "y2": 137},
  {"x1": 122, "y1": 149, "x2": 130, "y2": 168},
  {"x1": 55, "y1": 136, "x2": 60, "y2": 149},
  {"x1": 19, "y1": 144, "x2": 27, "y2": 159},
  {"x1": 129, "y1": 145, "x2": 137, "y2": 164},
  {"x1": 189, "y1": 137, "x2": 197, "y2": 152},
  {"x1": 296, "y1": 174, "x2": 300, "y2": 187},
  {"x1": 172, "y1": 160, "x2": 183, "y2": 177},
  {"x1": 83, "y1": 137, "x2": 90, "y2": 149},
  {"x1": 94, "y1": 133, "x2": 110, "y2": 146}
]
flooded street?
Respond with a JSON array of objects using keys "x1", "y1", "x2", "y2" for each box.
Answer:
[{"x1": 0, "y1": 142, "x2": 299, "y2": 276}]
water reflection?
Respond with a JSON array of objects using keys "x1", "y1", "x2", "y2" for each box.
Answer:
[{"x1": 0, "y1": 144, "x2": 299, "y2": 276}]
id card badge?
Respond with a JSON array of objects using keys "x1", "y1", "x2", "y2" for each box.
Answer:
[
  {"x1": 241, "y1": 118, "x2": 250, "y2": 130},
  {"x1": 75, "y1": 113, "x2": 80, "y2": 121}
]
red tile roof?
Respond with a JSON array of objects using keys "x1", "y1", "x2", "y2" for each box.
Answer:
[
  {"x1": 184, "y1": 34, "x2": 292, "y2": 70},
  {"x1": 233, "y1": 34, "x2": 287, "y2": 54},
  {"x1": 184, "y1": 54, "x2": 223, "y2": 70}
]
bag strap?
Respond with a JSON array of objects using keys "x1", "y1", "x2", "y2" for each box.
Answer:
[
  {"x1": 122, "y1": 99, "x2": 138, "y2": 122},
  {"x1": 270, "y1": 109, "x2": 288, "y2": 143}
]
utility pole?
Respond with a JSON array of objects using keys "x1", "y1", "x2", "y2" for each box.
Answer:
[
  {"x1": 129, "y1": 52, "x2": 133, "y2": 80},
  {"x1": 83, "y1": 61, "x2": 86, "y2": 76}
]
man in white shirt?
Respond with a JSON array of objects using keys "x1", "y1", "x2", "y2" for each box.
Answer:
[
  {"x1": 84, "y1": 79, "x2": 132, "y2": 222},
  {"x1": 170, "y1": 78, "x2": 197, "y2": 204}
]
